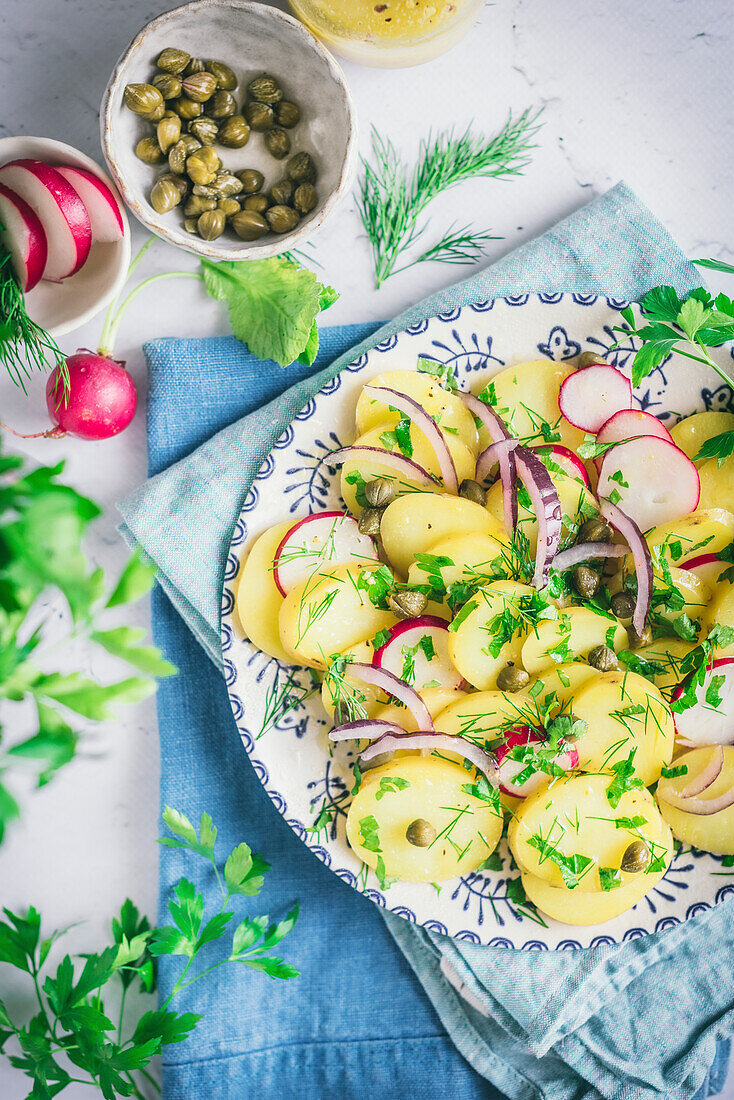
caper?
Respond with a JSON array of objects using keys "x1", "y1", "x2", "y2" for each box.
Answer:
[
  {"x1": 496, "y1": 663, "x2": 530, "y2": 693},
  {"x1": 357, "y1": 506, "x2": 384, "y2": 537},
  {"x1": 364, "y1": 477, "x2": 395, "y2": 509},
  {"x1": 197, "y1": 209, "x2": 226, "y2": 241},
  {"x1": 171, "y1": 95, "x2": 202, "y2": 121},
  {"x1": 192, "y1": 183, "x2": 219, "y2": 198},
  {"x1": 573, "y1": 564, "x2": 601, "y2": 600},
  {"x1": 209, "y1": 90, "x2": 237, "y2": 119},
  {"x1": 610, "y1": 590, "x2": 636, "y2": 619},
  {"x1": 245, "y1": 100, "x2": 275, "y2": 132},
  {"x1": 388, "y1": 590, "x2": 428, "y2": 621},
  {"x1": 143, "y1": 102, "x2": 166, "y2": 123},
  {"x1": 135, "y1": 136, "x2": 165, "y2": 165},
  {"x1": 406, "y1": 819, "x2": 437, "y2": 848},
  {"x1": 188, "y1": 116, "x2": 219, "y2": 145},
  {"x1": 236, "y1": 169, "x2": 264, "y2": 194},
  {"x1": 577, "y1": 351, "x2": 608, "y2": 369},
  {"x1": 266, "y1": 205, "x2": 299, "y2": 234},
  {"x1": 150, "y1": 177, "x2": 183, "y2": 214},
  {"x1": 206, "y1": 59, "x2": 237, "y2": 90},
  {"x1": 231, "y1": 210, "x2": 269, "y2": 241},
  {"x1": 218, "y1": 115, "x2": 251, "y2": 148},
  {"x1": 628, "y1": 621, "x2": 653, "y2": 650},
  {"x1": 212, "y1": 171, "x2": 243, "y2": 197},
  {"x1": 157, "y1": 47, "x2": 190, "y2": 74},
  {"x1": 247, "y1": 74, "x2": 283, "y2": 104},
  {"x1": 459, "y1": 478, "x2": 487, "y2": 507},
  {"x1": 578, "y1": 517, "x2": 613, "y2": 544},
  {"x1": 124, "y1": 82, "x2": 164, "y2": 116},
  {"x1": 186, "y1": 147, "x2": 220, "y2": 185},
  {"x1": 158, "y1": 173, "x2": 189, "y2": 198},
  {"x1": 588, "y1": 644, "x2": 618, "y2": 672},
  {"x1": 276, "y1": 100, "x2": 301, "y2": 128},
  {"x1": 621, "y1": 839, "x2": 650, "y2": 873},
  {"x1": 294, "y1": 183, "x2": 318, "y2": 215},
  {"x1": 183, "y1": 56, "x2": 205, "y2": 76},
  {"x1": 218, "y1": 197, "x2": 241, "y2": 218},
  {"x1": 286, "y1": 151, "x2": 316, "y2": 183},
  {"x1": 265, "y1": 127, "x2": 291, "y2": 160},
  {"x1": 182, "y1": 71, "x2": 217, "y2": 103},
  {"x1": 270, "y1": 178, "x2": 294, "y2": 206},
  {"x1": 184, "y1": 216, "x2": 199, "y2": 234},
  {"x1": 184, "y1": 194, "x2": 217, "y2": 217},
  {"x1": 243, "y1": 194, "x2": 269, "y2": 214},
  {"x1": 156, "y1": 114, "x2": 181, "y2": 155},
  {"x1": 152, "y1": 72, "x2": 182, "y2": 99},
  {"x1": 169, "y1": 135, "x2": 201, "y2": 174}
]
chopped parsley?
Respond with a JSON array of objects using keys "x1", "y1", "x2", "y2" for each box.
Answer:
[
  {"x1": 527, "y1": 833, "x2": 594, "y2": 889},
  {"x1": 374, "y1": 776, "x2": 411, "y2": 800},
  {"x1": 599, "y1": 866, "x2": 622, "y2": 891},
  {"x1": 661, "y1": 763, "x2": 688, "y2": 779},
  {"x1": 606, "y1": 749, "x2": 644, "y2": 808}
]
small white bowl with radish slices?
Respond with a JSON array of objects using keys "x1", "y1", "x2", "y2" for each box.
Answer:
[{"x1": 0, "y1": 136, "x2": 130, "y2": 337}]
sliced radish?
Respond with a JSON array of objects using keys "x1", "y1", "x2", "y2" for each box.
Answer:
[
  {"x1": 593, "y1": 410, "x2": 672, "y2": 472},
  {"x1": 672, "y1": 658, "x2": 734, "y2": 747},
  {"x1": 0, "y1": 182, "x2": 47, "y2": 292},
  {"x1": 533, "y1": 444, "x2": 591, "y2": 488},
  {"x1": 681, "y1": 554, "x2": 732, "y2": 588},
  {"x1": 597, "y1": 437, "x2": 700, "y2": 532},
  {"x1": 373, "y1": 616, "x2": 463, "y2": 691},
  {"x1": 272, "y1": 512, "x2": 378, "y2": 596},
  {"x1": 0, "y1": 160, "x2": 91, "y2": 280},
  {"x1": 495, "y1": 726, "x2": 578, "y2": 798},
  {"x1": 56, "y1": 166, "x2": 124, "y2": 243},
  {"x1": 558, "y1": 364, "x2": 632, "y2": 433}
]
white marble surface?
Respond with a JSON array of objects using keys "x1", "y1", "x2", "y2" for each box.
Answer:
[{"x1": 1, "y1": 0, "x2": 734, "y2": 1096}]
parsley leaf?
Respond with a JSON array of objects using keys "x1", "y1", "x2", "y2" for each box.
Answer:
[
  {"x1": 599, "y1": 867, "x2": 622, "y2": 891},
  {"x1": 694, "y1": 430, "x2": 734, "y2": 468},
  {"x1": 606, "y1": 750, "x2": 644, "y2": 808}
]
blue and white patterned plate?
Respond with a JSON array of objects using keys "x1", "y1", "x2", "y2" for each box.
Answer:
[{"x1": 221, "y1": 293, "x2": 734, "y2": 949}]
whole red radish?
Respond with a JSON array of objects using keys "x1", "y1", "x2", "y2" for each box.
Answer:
[{"x1": 46, "y1": 351, "x2": 137, "y2": 440}]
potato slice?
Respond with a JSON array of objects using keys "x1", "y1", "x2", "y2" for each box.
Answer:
[
  {"x1": 705, "y1": 570, "x2": 734, "y2": 630},
  {"x1": 521, "y1": 863, "x2": 669, "y2": 925},
  {"x1": 279, "y1": 562, "x2": 396, "y2": 669},
  {"x1": 520, "y1": 606, "x2": 627, "y2": 676},
  {"x1": 355, "y1": 369, "x2": 479, "y2": 455},
  {"x1": 479, "y1": 359, "x2": 585, "y2": 453},
  {"x1": 644, "y1": 509, "x2": 734, "y2": 567},
  {"x1": 435, "y1": 689, "x2": 532, "y2": 742},
  {"x1": 526, "y1": 663, "x2": 600, "y2": 707},
  {"x1": 698, "y1": 455, "x2": 734, "y2": 515},
  {"x1": 237, "y1": 521, "x2": 294, "y2": 663},
  {"x1": 508, "y1": 774, "x2": 672, "y2": 892},
  {"x1": 448, "y1": 580, "x2": 539, "y2": 691},
  {"x1": 570, "y1": 669, "x2": 674, "y2": 784},
  {"x1": 380, "y1": 493, "x2": 507, "y2": 578},
  {"x1": 619, "y1": 637, "x2": 696, "y2": 694},
  {"x1": 657, "y1": 746, "x2": 734, "y2": 854},
  {"x1": 486, "y1": 468, "x2": 599, "y2": 555},
  {"x1": 373, "y1": 685, "x2": 468, "y2": 732},
  {"x1": 346, "y1": 755, "x2": 503, "y2": 883},
  {"x1": 406, "y1": 531, "x2": 510, "y2": 605},
  {"x1": 670, "y1": 411, "x2": 734, "y2": 466}
]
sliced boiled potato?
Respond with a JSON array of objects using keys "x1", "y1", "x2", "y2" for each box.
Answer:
[
  {"x1": 279, "y1": 562, "x2": 396, "y2": 669},
  {"x1": 645, "y1": 509, "x2": 734, "y2": 567},
  {"x1": 670, "y1": 411, "x2": 734, "y2": 465},
  {"x1": 380, "y1": 493, "x2": 507, "y2": 578},
  {"x1": 373, "y1": 685, "x2": 468, "y2": 732},
  {"x1": 526, "y1": 663, "x2": 601, "y2": 708},
  {"x1": 355, "y1": 369, "x2": 479, "y2": 455},
  {"x1": 340, "y1": 424, "x2": 475, "y2": 516},
  {"x1": 346, "y1": 754, "x2": 503, "y2": 883},
  {"x1": 486, "y1": 467, "x2": 599, "y2": 555},
  {"x1": 521, "y1": 606, "x2": 627, "y2": 676},
  {"x1": 448, "y1": 580, "x2": 538, "y2": 691},
  {"x1": 237, "y1": 521, "x2": 293, "y2": 663},
  {"x1": 406, "y1": 531, "x2": 509, "y2": 605},
  {"x1": 479, "y1": 359, "x2": 585, "y2": 453},
  {"x1": 435, "y1": 689, "x2": 532, "y2": 742},
  {"x1": 657, "y1": 746, "x2": 734, "y2": 854},
  {"x1": 570, "y1": 669, "x2": 674, "y2": 784},
  {"x1": 706, "y1": 576, "x2": 734, "y2": 631},
  {"x1": 508, "y1": 774, "x2": 672, "y2": 892},
  {"x1": 698, "y1": 455, "x2": 734, "y2": 523},
  {"x1": 320, "y1": 639, "x2": 381, "y2": 721},
  {"x1": 521, "y1": 863, "x2": 669, "y2": 925},
  {"x1": 619, "y1": 637, "x2": 696, "y2": 695}
]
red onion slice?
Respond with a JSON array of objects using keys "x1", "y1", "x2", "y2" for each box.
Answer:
[
  {"x1": 363, "y1": 385, "x2": 459, "y2": 494},
  {"x1": 475, "y1": 438, "x2": 519, "y2": 482},
  {"x1": 329, "y1": 719, "x2": 406, "y2": 743},
  {"x1": 346, "y1": 663, "x2": 434, "y2": 731},
  {"x1": 552, "y1": 541, "x2": 630, "y2": 573},
  {"x1": 599, "y1": 498, "x2": 652, "y2": 637},
  {"x1": 680, "y1": 746, "x2": 724, "y2": 798},
  {"x1": 459, "y1": 391, "x2": 518, "y2": 534},
  {"x1": 325, "y1": 446, "x2": 437, "y2": 488},
  {"x1": 359, "y1": 731, "x2": 499, "y2": 785},
  {"x1": 514, "y1": 446, "x2": 563, "y2": 589}
]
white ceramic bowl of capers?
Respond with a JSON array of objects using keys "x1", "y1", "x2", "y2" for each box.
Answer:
[{"x1": 100, "y1": 0, "x2": 358, "y2": 260}]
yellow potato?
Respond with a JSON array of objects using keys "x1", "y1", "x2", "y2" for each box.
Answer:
[
  {"x1": 279, "y1": 562, "x2": 396, "y2": 669},
  {"x1": 521, "y1": 606, "x2": 627, "y2": 676},
  {"x1": 373, "y1": 686, "x2": 468, "y2": 732},
  {"x1": 697, "y1": 455, "x2": 734, "y2": 516},
  {"x1": 508, "y1": 774, "x2": 672, "y2": 892},
  {"x1": 526, "y1": 663, "x2": 600, "y2": 707},
  {"x1": 355, "y1": 369, "x2": 479, "y2": 455},
  {"x1": 320, "y1": 640, "x2": 381, "y2": 721},
  {"x1": 479, "y1": 358, "x2": 585, "y2": 453},
  {"x1": 406, "y1": 531, "x2": 510, "y2": 605},
  {"x1": 521, "y1": 862, "x2": 669, "y2": 925},
  {"x1": 645, "y1": 509, "x2": 734, "y2": 567},
  {"x1": 707, "y1": 578, "x2": 734, "y2": 631},
  {"x1": 570, "y1": 669, "x2": 674, "y2": 784},
  {"x1": 340, "y1": 425, "x2": 475, "y2": 516},
  {"x1": 435, "y1": 689, "x2": 532, "y2": 742},
  {"x1": 380, "y1": 493, "x2": 507, "y2": 578},
  {"x1": 619, "y1": 637, "x2": 696, "y2": 695},
  {"x1": 486, "y1": 468, "x2": 599, "y2": 555},
  {"x1": 236, "y1": 521, "x2": 293, "y2": 663},
  {"x1": 448, "y1": 580, "x2": 538, "y2": 691},
  {"x1": 670, "y1": 411, "x2": 734, "y2": 465},
  {"x1": 657, "y1": 746, "x2": 734, "y2": 854},
  {"x1": 346, "y1": 754, "x2": 503, "y2": 883}
]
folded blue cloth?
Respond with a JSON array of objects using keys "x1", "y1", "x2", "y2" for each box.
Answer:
[{"x1": 120, "y1": 183, "x2": 732, "y2": 1100}]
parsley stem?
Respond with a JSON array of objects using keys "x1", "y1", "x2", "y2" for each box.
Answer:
[
  {"x1": 117, "y1": 983, "x2": 128, "y2": 1042},
  {"x1": 136, "y1": 1066, "x2": 162, "y2": 1094},
  {"x1": 97, "y1": 271, "x2": 202, "y2": 357},
  {"x1": 172, "y1": 957, "x2": 230, "y2": 993}
]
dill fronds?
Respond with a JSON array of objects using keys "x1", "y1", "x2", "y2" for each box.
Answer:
[{"x1": 0, "y1": 241, "x2": 68, "y2": 394}]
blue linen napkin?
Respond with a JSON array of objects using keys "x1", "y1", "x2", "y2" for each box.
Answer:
[{"x1": 120, "y1": 182, "x2": 733, "y2": 1100}]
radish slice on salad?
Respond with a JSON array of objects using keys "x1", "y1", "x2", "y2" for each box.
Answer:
[
  {"x1": 515, "y1": 446, "x2": 563, "y2": 589},
  {"x1": 533, "y1": 444, "x2": 591, "y2": 488},
  {"x1": 495, "y1": 726, "x2": 579, "y2": 798},
  {"x1": 672, "y1": 658, "x2": 734, "y2": 747},
  {"x1": 56, "y1": 166, "x2": 124, "y2": 243},
  {"x1": 0, "y1": 159, "x2": 91, "y2": 280},
  {"x1": 272, "y1": 512, "x2": 378, "y2": 596},
  {"x1": 598, "y1": 498, "x2": 652, "y2": 637},
  {"x1": 593, "y1": 410, "x2": 672, "y2": 472},
  {"x1": 359, "y1": 731, "x2": 499, "y2": 784},
  {"x1": 597, "y1": 436, "x2": 700, "y2": 532},
  {"x1": 681, "y1": 554, "x2": 732, "y2": 588},
  {"x1": 558, "y1": 364, "x2": 632, "y2": 433},
  {"x1": 373, "y1": 616, "x2": 463, "y2": 692},
  {"x1": 0, "y1": 182, "x2": 47, "y2": 292},
  {"x1": 347, "y1": 663, "x2": 434, "y2": 731},
  {"x1": 459, "y1": 391, "x2": 518, "y2": 534},
  {"x1": 363, "y1": 384, "x2": 459, "y2": 493}
]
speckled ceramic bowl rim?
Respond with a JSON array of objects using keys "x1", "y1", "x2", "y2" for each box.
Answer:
[{"x1": 100, "y1": 0, "x2": 358, "y2": 261}]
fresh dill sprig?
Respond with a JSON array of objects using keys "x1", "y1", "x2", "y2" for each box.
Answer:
[
  {"x1": 0, "y1": 239, "x2": 68, "y2": 394},
  {"x1": 357, "y1": 108, "x2": 543, "y2": 288}
]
